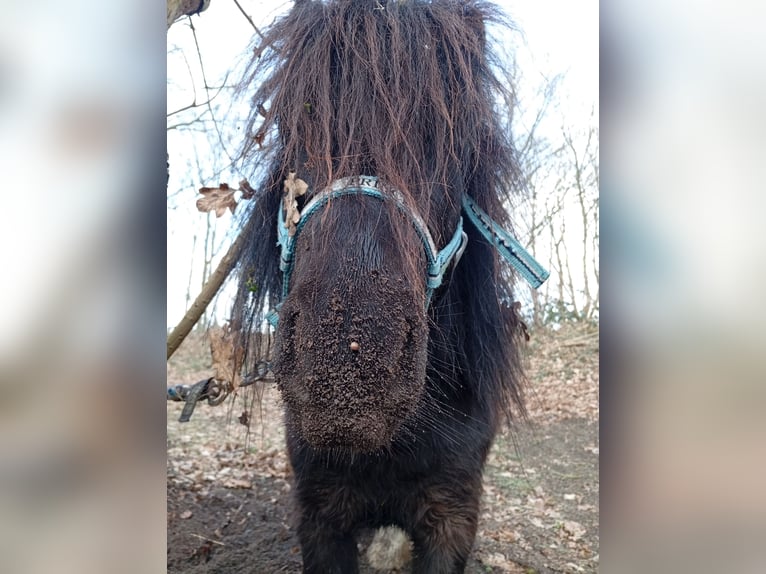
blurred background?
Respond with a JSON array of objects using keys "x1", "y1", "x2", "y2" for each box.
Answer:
[
  {"x1": 601, "y1": 0, "x2": 766, "y2": 570},
  {"x1": 0, "y1": 1, "x2": 166, "y2": 573}
]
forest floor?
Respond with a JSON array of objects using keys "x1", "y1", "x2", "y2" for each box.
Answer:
[{"x1": 167, "y1": 323, "x2": 599, "y2": 573}]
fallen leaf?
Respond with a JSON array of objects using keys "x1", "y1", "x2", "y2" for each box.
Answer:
[
  {"x1": 561, "y1": 520, "x2": 586, "y2": 541},
  {"x1": 223, "y1": 478, "x2": 252, "y2": 489},
  {"x1": 483, "y1": 552, "x2": 510, "y2": 568},
  {"x1": 495, "y1": 530, "x2": 518, "y2": 543},
  {"x1": 239, "y1": 179, "x2": 255, "y2": 200},
  {"x1": 208, "y1": 324, "x2": 245, "y2": 390},
  {"x1": 197, "y1": 184, "x2": 237, "y2": 217},
  {"x1": 283, "y1": 172, "x2": 309, "y2": 237},
  {"x1": 529, "y1": 517, "x2": 545, "y2": 528}
]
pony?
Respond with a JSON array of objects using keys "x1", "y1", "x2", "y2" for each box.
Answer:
[{"x1": 229, "y1": 1, "x2": 544, "y2": 571}]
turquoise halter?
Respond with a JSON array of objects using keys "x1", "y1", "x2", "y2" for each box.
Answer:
[
  {"x1": 461, "y1": 194, "x2": 550, "y2": 288},
  {"x1": 268, "y1": 175, "x2": 548, "y2": 327}
]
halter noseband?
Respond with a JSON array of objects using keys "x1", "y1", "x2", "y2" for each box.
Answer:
[
  {"x1": 276, "y1": 175, "x2": 466, "y2": 310},
  {"x1": 269, "y1": 175, "x2": 548, "y2": 327}
]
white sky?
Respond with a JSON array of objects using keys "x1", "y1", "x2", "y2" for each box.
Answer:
[{"x1": 167, "y1": 0, "x2": 598, "y2": 328}]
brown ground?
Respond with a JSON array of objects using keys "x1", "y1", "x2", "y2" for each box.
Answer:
[{"x1": 167, "y1": 323, "x2": 599, "y2": 573}]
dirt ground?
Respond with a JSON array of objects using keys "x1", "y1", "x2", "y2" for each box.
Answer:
[{"x1": 167, "y1": 324, "x2": 599, "y2": 573}]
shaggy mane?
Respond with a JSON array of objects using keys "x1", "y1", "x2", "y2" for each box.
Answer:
[{"x1": 231, "y1": 0, "x2": 527, "y2": 425}]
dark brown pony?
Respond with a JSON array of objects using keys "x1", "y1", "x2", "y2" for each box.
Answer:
[{"x1": 230, "y1": 1, "x2": 528, "y2": 572}]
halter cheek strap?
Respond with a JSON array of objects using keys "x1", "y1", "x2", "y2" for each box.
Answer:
[{"x1": 462, "y1": 195, "x2": 550, "y2": 288}]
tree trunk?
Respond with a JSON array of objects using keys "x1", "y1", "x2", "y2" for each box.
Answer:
[{"x1": 167, "y1": 0, "x2": 211, "y2": 30}]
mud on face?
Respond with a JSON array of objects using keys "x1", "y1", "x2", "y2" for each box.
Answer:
[{"x1": 272, "y1": 198, "x2": 429, "y2": 453}]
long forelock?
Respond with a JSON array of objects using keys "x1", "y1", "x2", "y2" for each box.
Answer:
[
  {"x1": 237, "y1": 0, "x2": 520, "y2": 223},
  {"x1": 230, "y1": 0, "x2": 526, "y2": 411}
]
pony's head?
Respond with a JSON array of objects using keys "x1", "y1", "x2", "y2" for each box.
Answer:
[
  {"x1": 274, "y1": 183, "x2": 433, "y2": 451},
  {"x1": 232, "y1": 0, "x2": 525, "y2": 452}
]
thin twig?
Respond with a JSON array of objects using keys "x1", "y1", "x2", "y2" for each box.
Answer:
[
  {"x1": 189, "y1": 533, "x2": 226, "y2": 546},
  {"x1": 232, "y1": 0, "x2": 266, "y2": 39},
  {"x1": 189, "y1": 16, "x2": 235, "y2": 165},
  {"x1": 559, "y1": 331, "x2": 599, "y2": 348},
  {"x1": 167, "y1": 77, "x2": 233, "y2": 118},
  {"x1": 167, "y1": 115, "x2": 213, "y2": 131}
]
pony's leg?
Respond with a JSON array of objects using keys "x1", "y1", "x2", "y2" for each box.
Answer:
[
  {"x1": 410, "y1": 523, "x2": 477, "y2": 574},
  {"x1": 286, "y1": 433, "x2": 361, "y2": 573},
  {"x1": 296, "y1": 519, "x2": 359, "y2": 574},
  {"x1": 408, "y1": 487, "x2": 481, "y2": 574}
]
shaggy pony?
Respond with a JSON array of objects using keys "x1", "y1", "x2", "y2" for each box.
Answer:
[{"x1": 229, "y1": 1, "x2": 528, "y2": 571}]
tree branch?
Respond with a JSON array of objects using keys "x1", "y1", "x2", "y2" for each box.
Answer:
[
  {"x1": 167, "y1": 232, "x2": 246, "y2": 360},
  {"x1": 231, "y1": 0, "x2": 266, "y2": 40}
]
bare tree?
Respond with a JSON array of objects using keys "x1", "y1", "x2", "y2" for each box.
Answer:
[
  {"x1": 516, "y1": 87, "x2": 599, "y2": 326},
  {"x1": 514, "y1": 73, "x2": 564, "y2": 326}
]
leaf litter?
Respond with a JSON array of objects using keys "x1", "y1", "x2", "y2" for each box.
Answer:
[{"x1": 167, "y1": 322, "x2": 598, "y2": 573}]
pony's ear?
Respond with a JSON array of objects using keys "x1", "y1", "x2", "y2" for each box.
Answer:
[{"x1": 460, "y1": 2, "x2": 487, "y2": 51}]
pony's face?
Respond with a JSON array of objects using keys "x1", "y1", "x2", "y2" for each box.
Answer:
[
  {"x1": 272, "y1": 193, "x2": 438, "y2": 453},
  {"x1": 249, "y1": 0, "x2": 502, "y2": 452},
  {"x1": 229, "y1": 0, "x2": 527, "y2": 453}
]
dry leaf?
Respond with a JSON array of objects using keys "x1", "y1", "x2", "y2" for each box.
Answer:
[
  {"x1": 208, "y1": 324, "x2": 245, "y2": 390},
  {"x1": 223, "y1": 478, "x2": 252, "y2": 489},
  {"x1": 254, "y1": 130, "x2": 266, "y2": 149},
  {"x1": 561, "y1": 520, "x2": 586, "y2": 541},
  {"x1": 284, "y1": 171, "x2": 308, "y2": 197},
  {"x1": 197, "y1": 184, "x2": 237, "y2": 217},
  {"x1": 239, "y1": 179, "x2": 255, "y2": 200},
  {"x1": 483, "y1": 552, "x2": 511, "y2": 569},
  {"x1": 283, "y1": 172, "x2": 308, "y2": 237}
]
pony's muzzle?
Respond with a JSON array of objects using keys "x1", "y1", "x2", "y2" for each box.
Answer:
[{"x1": 273, "y1": 285, "x2": 428, "y2": 452}]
